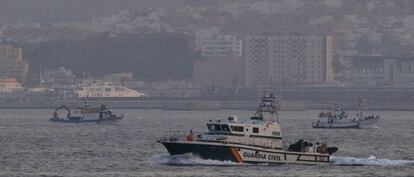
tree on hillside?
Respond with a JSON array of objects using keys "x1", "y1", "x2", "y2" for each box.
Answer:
[{"x1": 24, "y1": 32, "x2": 200, "y2": 82}]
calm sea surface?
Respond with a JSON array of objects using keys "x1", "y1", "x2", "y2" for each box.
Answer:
[{"x1": 0, "y1": 109, "x2": 413, "y2": 177}]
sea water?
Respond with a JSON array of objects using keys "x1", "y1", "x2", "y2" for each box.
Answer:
[{"x1": 0, "y1": 109, "x2": 413, "y2": 177}]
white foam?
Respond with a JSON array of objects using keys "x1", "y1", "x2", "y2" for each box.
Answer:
[
  {"x1": 150, "y1": 153, "x2": 245, "y2": 166},
  {"x1": 150, "y1": 154, "x2": 414, "y2": 167},
  {"x1": 359, "y1": 125, "x2": 380, "y2": 129},
  {"x1": 331, "y1": 155, "x2": 414, "y2": 166}
]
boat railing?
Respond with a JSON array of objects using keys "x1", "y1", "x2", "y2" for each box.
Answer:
[
  {"x1": 223, "y1": 135, "x2": 282, "y2": 149},
  {"x1": 158, "y1": 130, "x2": 202, "y2": 142},
  {"x1": 313, "y1": 119, "x2": 361, "y2": 125},
  {"x1": 284, "y1": 138, "x2": 327, "y2": 153},
  {"x1": 159, "y1": 131, "x2": 283, "y2": 149}
]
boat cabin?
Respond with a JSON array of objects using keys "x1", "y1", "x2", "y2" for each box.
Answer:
[
  {"x1": 202, "y1": 115, "x2": 283, "y2": 149},
  {"x1": 206, "y1": 116, "x2": 282, "y2": 137}
]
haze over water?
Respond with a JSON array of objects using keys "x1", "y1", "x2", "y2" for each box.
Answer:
[{"x1": 0, "y1": 109, "x2": 413, "y2": 177}]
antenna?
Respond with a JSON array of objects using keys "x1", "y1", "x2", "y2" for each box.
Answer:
[
  {"x1": 258, "y1": 79, "x2": 262, "y2": 104},
  {"x1": 39, "y1": 65, "x2": 45, "y2": 86},
  {"x1": 357, "y1": 97, "x2": 364, "y2": 118}
]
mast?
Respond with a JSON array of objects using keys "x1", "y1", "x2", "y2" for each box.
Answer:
[
  {"x1": 255, "y1": 92, "x2": 279, "y2": 122},
  {"x1": 271, "y1": 93, "x2": 279, "y2": 122},
  {"x1": 357, "y1": 97, "x2": 364, "y2": 119}
]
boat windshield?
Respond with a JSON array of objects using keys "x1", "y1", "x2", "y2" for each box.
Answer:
[
  {"x1": 207, "y1": 123, "x2": 231, "y2": 132},
  {"x1": 250, "y1": 116, "x2": 263, "y2": 121}
]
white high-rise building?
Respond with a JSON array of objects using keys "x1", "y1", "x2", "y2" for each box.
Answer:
[
  {"x1": 198, "y1": 35, "x2": 242, "y2": 58},
  {"x1": 244, "y1": 35, "x2": 333, "y2": 87}
]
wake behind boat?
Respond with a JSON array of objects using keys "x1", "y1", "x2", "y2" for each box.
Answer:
[
  {"x1": 50, "y1": 103, "x2": 123, "y2": 123},
  {"x1": 158, "y1": 93, "x2": 338, "y2": 165},
  {"x1": 312, "y1": 99, "x2": 379, "y2": 129}
]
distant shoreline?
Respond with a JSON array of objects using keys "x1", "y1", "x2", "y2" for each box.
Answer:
[{"x1": 0, "y1": 99, "x2": 413, "y2": 111}]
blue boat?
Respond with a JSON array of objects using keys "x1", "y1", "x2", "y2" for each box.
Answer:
[{"x1": 50, "y1": 104, "x2": 123, "y2": 123}]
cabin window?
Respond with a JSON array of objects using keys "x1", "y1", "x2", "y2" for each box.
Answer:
[
  {"x1": 221, "y1": 124, "x2": 230, "y2": 131},
  {"x1": 253, "y1": 127, "x2": 259, "y2": 133},
  {"x1": 231, "y1": 126, "x2": 244, "y2": 132},
  {"x1": 250, "y1": 116, "x2": 263, "y2": 121},
  {"x1": 272, "y1": 132, "x2": 280, "y2": 136},
  {"x1": 208, "y1": 124, "x2": 222, "y2": 131},
  {"x1": 105, "y1": 88, "x2": 111, "y2": 92}
]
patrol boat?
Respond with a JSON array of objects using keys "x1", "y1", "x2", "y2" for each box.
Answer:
[
  {"x1": 312, "y1": 99, "x2": 379, "y2": 129},
  {"x1": 157, "y1": 93, "x2": 338, "y2": 164},
  {"x1": 50, "y1": 103, "x2": 123, "y2": 123}
]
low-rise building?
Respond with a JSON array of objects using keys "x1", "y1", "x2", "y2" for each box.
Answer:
[
  {"x1": 104, "y1": 73, "x2": 133, "y2": 85},
  {"x1": 44, "y1": 67, "x2": 75, "y2": 85},
  {"x1": 342, "y1": 56, "x2": 414, "y2": 86},
  {"x1": 90, "y1": 9, "x2": 166, "y2": 33},
  {"x1": 0, "y1": 78, "x2": 23, "y2": 94}
]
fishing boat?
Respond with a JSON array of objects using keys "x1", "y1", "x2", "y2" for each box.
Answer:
[
  {"x1": 312, "y1": 99, "x2": 379, "y2": 129},
  {"x1": 157, "y1": 93, "x2": 338, "y2": 164},
  {"x1": 50, "y1": 103, "x2": 123, "y2": 123}
]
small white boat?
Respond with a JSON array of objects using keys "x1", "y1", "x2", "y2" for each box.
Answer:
[
  {"x1": 158, "y1": 93, "x2": 338, "y2": 165},
  {"x1": 312, "y1": 99, "x2": 379, "y2": 129}
]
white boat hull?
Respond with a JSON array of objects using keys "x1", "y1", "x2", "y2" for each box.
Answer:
[
  {"x1": 312, "y1": 117, "x2": 379, "y2": 129},
  {"x1": 159, "y1": 140, "x2": 331, "y2": 165},
  {"x1": 236, "y1": 146, "x2": 330, "y2": 164}
]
